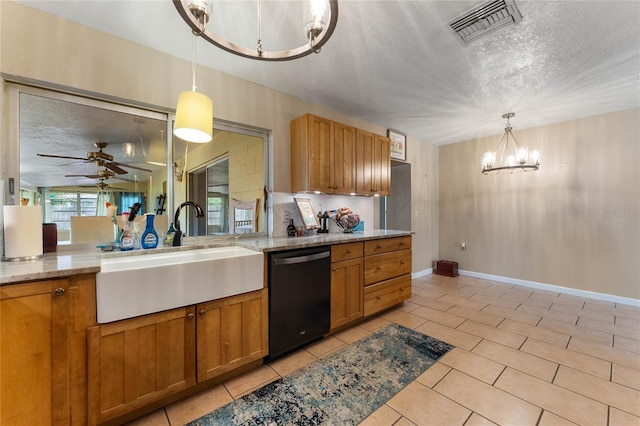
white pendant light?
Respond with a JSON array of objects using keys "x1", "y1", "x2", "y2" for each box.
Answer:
[
  {"x1": 174, "y1": 90, "x2": 212, "y2": 143},
  {"x1": 174, "y1": 18, "x2": 213, "y2": 144}
]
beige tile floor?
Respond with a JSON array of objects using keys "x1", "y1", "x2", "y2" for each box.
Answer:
[{"x1": 126, "y1": 274, "x2": 640, "y2": 426}]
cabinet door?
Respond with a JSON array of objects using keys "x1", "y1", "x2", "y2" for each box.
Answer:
[
  {"x1": 333, "y1": 122, "x2": 356, "y2": 194},
  {"x1": 373, "y1": 135, "x2": 391, "y2": 195},
  {"x1": 87, "y1": 307, "x2": 196, "y2": 425},
  {"x1": 355, "y1": 129, "x2": 375, "y2": 195},
  {"x1": 308, "y1": 115, "x2": 334, "y2": 193},
  {"x1": 0, "y1": 279, "x2": 69, "y2": 426},
  {"x1": 331, "y1": 258, "x2": 364, "y2": 330},
  {"x1": 196, "y1": 289, "x2": 268, "y2": 382}
]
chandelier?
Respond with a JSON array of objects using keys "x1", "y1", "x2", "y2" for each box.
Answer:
[
  {"x1": 173, "y1": 0, "x2": 338, "y2": 61},
  {"x1": 481, "y1": 113, "x2": 540, "y2": 175}
]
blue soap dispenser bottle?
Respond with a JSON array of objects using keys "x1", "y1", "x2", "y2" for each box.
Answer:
[{"x1": 141, "y1": 214, "x2": 159, "y2": 249}]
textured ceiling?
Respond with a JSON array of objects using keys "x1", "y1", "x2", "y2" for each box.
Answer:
[{"x1": 13, "y1": 0, "x2": 640, "y2": 169}]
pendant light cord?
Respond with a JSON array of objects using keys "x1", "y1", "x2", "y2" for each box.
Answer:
[
  {"x1": 257, "y1": 0, "x2": 263, "y2": 56},
  {"x1": 191, "y1": 34, "x2": 197, "y2": 91}
]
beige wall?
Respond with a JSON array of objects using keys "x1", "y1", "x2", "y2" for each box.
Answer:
[
  {"x1": 410, "y1": 140, "x2": 439, "y2": 275},
  {"x1": 439, "y1": 109, "x2": 640, "y2": 299},
  {"x1": 0, "y1": 1, "x2": 438, "y2": 273}
]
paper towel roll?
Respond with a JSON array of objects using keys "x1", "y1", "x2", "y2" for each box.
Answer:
[{"x1": 3, "y1": 205, "x2": 43, "y2": 259}]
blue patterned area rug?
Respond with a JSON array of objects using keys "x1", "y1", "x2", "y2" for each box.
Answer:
[{"x1": 188, "y1": 323, "x2": 453, "y2": 426}]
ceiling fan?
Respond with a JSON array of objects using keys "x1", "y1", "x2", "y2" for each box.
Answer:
[
  {"x1": 37, "y1": 142, "x2": 152, "y2": 174},
  {"x1": 65, "y1": 167, "x2": 136, "y2": 182},
  {"x1": 67, "y1": 167, "x2": 139, "y2": 190},
  {"x1": 82, "y1": 180, "x2": 126, "y2": 191}
]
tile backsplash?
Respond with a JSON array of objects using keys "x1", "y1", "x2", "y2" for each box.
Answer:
[{"x1": 271, "y1": 192, "x2": 374, "y2": 237}]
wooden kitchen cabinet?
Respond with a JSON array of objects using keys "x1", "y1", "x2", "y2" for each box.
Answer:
[
  {"x1": 355, "y1": 130, "x2": 391, "y2": 196},
  {"x1": 86, "y1": 289, "x2": 267, "y2": 425},
  {"x1": 291, "y1": 114, "x2": 356, "y2": 194},
  {"x1": 364, "y1": 275, "x2": 412, "y2": 316},
  {"x1": 87, "y1": 306, "x2": 196, "y2": 425},
  {"x1": 0, "y1": 275, "x2": 96, "y2": 426},
  {"x1": 363, "y1": 236, "x2": 412, "y2": 316},
  {"x1": 196, "y1": 289, "x2": 268, "y2": 382},
  {"x1": 330, "y1": 243, "x2": 364, "y2": 330}
]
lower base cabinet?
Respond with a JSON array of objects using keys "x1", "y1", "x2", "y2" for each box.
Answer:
[
  {"x1": 330, "y1": 258, "x2": 364, "y2": 330},
  {"x1": 196, "y1": 289, "x2": 268, "y2": 382},
  {"x1": 330, "y1": 236, "x2": 412, "y2": 329},
  {"x1": 0, "y1": 275, "x2": 96, "y2": 426},
  {"x1": 87, "y1": 289, "x2": 268, "y2": 425},
  {"x1": 87, "y1": 307, "x2": 196, "y2": 425}
]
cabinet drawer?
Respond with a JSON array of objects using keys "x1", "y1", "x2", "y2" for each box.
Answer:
[
  {"x1": 364, "y1": 249, "x2": 411, "y2": 285},
  {"x1": 364, "y1": 236, "x2": 411, "y2": 256},
  {"x1": 331, "y1": 242, "x2": 363, "y2": 262},
  {"x1": 364, "y1": 275, "x2": 411, "y2": 316}
]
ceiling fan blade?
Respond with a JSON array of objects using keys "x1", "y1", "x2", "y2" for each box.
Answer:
[
  {"x1": 113, "y1": 176, "x2": 136, "y2": 183},
  {"x1": 65, "y1": 174, "x2": 102, "y2": 179},
  {"x1": 112, "y1": 161, "x2": 152, "y2": 173},
  {"x1": 37, "y1": 153, "x2": 87, "y2": 161},
  {"x1": 104, "y1": 162, "x2": 127, "y2": 175}
]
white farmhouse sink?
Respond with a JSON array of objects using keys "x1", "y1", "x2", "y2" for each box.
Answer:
[{"x1": 96, "y1": 246, "x2": 264, "y2": 323}]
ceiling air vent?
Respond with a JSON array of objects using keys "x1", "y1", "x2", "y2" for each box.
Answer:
[{"x1": 448, "y1": 0, "x2": 523, "y2": 45}]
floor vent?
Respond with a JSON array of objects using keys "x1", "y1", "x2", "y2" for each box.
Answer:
[{"x1": 448, "y1": 0, "x2": 523, "y2": 45}]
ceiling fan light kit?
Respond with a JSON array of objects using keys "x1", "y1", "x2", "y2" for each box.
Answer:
[{"x1": 481, "y1": 113, "x2": 540, "y2": 175}]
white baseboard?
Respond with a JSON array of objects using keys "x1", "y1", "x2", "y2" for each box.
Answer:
[
  {"x1": 459, "y1": 269, "x2": 640, "y2": 308},
  {"x1": 412, "y1": 268, "x2": 433, "y2": 279}
]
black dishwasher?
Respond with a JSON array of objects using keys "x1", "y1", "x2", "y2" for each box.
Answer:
[{"x1": 268, "y1": 246, "x2": 331, "y2": 360}]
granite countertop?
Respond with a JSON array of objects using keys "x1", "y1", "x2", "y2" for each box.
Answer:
[{"x1": 0, "y1": 230, "x2": 412, "y2": 285}]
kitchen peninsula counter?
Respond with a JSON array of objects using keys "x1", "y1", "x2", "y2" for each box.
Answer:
[{"x1": 0, "y1": 230, "x2": 413, "y2": 285}]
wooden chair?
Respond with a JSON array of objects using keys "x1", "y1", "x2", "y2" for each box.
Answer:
[{"x1": 229, "y1": 198, "x2": 258, "y2": 234}]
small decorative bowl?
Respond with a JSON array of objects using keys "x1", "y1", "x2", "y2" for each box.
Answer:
[{"x1": 335, "y1": 213, "x2": 360, "y2": 233}]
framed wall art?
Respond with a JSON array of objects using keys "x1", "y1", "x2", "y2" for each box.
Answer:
[
  {"x1": 388, "y1": 129, "x2": 407, "y2": 161},
  {"x1": 294, "y1": 197, "x2": 319, "y2": 229}
]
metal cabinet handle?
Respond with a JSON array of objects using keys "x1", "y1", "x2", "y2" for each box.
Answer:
[
  {"x1": 332, "y1": 267, "x2": 337, "y2": 272},
  {"x1": 54, "y1": 288, "x2": 65, "y2": 296},
  {"x1": 346, "y1": 249, "x2": 352, "y2": 254},
  {"x1": 199, "y1": 309, "x2": 206, "y2": 317},
  {"x1": 187, "y1": 313, "x2": 195, "y2": 319}
]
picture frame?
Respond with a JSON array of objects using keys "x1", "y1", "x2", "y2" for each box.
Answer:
[
  {"x1": 388, "y1": 129, "x2": 407, "y2": 161},
  {"x1": 294, "y1": 197, "x2": 319, "y2": 230}
]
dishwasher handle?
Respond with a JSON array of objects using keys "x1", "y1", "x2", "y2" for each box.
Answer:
[{"x1": 272, "y1": 250, "x2": 330, "y2": 266}]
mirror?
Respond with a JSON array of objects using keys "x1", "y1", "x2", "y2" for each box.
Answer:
[
  {"x1": 8, "y1": 83, "x2": 269, "y2": 244},
  {"x1": 13, "y1": 86, "x2": 168, "y2": 244},
  {"x1": 173, "y1": 125, "x2": 268, "y2": 236}
]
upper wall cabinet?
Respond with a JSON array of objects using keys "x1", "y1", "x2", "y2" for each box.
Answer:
[
  {"x1": 355, "y1": 130, "x2": 391, "y2": 196},
  {"x1": 290, "y1": 114, "x2": 390, "y2": 196},
  {"x1": 291, "y1": 114, "x2": 356, "y2": 195}
]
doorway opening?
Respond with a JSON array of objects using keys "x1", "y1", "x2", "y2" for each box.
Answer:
[{"x1": 380, "y1": 161, "x2": 411, "y2": 230}]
